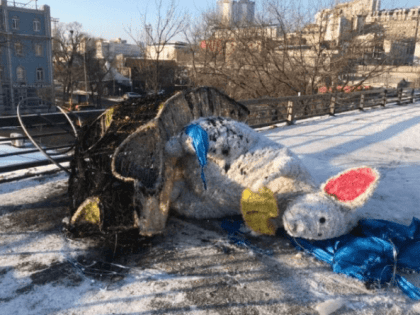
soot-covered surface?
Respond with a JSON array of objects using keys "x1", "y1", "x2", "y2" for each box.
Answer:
[{"x1": 68, "y1": 92, "x2": 174, "y2": 234}]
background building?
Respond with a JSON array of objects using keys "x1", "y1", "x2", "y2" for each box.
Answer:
[
  {"x1": 0, "y1": 0, "x2": 54, "y2": 115},
  {"x1": 217, "y1": 0, "x2": 255, "y2": 26},
  {"x1": 314, "y1": 0, "x2": 420, "y2": 64},
  {"x1": 95, "y1": 38, "x2": 143, "y2": 60},
  {"x1": 146, "y1": 41, "x2": 190, "y2": 62}
]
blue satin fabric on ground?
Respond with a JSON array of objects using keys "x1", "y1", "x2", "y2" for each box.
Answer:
[
  {"x1": 221, "y1": 218, "x2": 274, "y2": 256},
  {"x1": 286, "y1": 218, "x2": 420, "y2": 300},
  {"x1": 221, "y1": 217, "x2": 420, "y2": 300},
  {"x1": 185, "y1": 124, "x2": 209, "y2": 190}
]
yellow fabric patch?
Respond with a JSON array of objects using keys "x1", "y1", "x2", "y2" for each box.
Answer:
[
  {"x1": 105, "y1": 108, "x2": 114, "y2": 129},
  {"x1": 240, "y1": 187, "x2": 278, "y2": 235},
  {"x1": 71, "y1": 197, "x2": 101, "y2": 225},
  {"x1": 83, "y1": 199, "x2": 101, "y2": 224}
]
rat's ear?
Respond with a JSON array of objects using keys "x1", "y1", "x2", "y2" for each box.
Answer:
[{"x1": 321, "y1": 166, "x2": 380, "y2": 209}]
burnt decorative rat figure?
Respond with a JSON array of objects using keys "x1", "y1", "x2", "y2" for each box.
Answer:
[{"x1": 165, "y1": 116, "x2": 380, "y2": 240}]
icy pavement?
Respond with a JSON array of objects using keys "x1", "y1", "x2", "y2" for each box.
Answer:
[
  {"x1": 1, "y1": 102, "x2": 420, "y2": 314},
  {"x1": 0, "y1": 137, "x2": 70, "y2": 168},
  {"x1": 0, "y1": 135, "x2": 70, "y2": 212}
]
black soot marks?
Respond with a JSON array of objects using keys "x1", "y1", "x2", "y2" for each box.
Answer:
[
  {"x1": 224, "y1": 163, "x2": 231, "y2": 173},
  {"x1": 15, "y1": 262, "x2": 83, "y2": 295},
  {"x1": 227, "y1": 128, "x2": 237, "y2": 136},
  {"x1": 209, "y1": 134, "x2": 217, "y2": 142},
  {"x1": 222, "y1": 146, "x2": 230, "y2": 156},
  {"x1": 207, "y1": 118, "x2": 217, "y2": 127}
]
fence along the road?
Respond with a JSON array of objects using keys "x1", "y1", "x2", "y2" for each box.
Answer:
[
  {"x1": 0, "y1": 88, "x2": 419, "y2": 182},
  {"x1": 241, "y1": 88, "x2": 420, "y2": 128}
]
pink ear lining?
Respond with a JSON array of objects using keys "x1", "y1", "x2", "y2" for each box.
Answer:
[{"x1": 323, "y1": 167, "x2": 378, "y2": 203}]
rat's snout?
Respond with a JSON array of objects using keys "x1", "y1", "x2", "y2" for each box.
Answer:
[
  {"x1": 283, "y1": 214, "x2": 306, "y2": 236},
  {"x1": 289, "y1": 222, "x2": 298, "y2": 232}
]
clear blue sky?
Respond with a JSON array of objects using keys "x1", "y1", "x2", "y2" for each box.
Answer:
[{"x1": 32, "y1": 0, "x2": 420, "y2": 45}]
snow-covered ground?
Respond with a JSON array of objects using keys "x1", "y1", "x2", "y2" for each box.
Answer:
[
  {"x1": 0, "y1": 137, "x2": 70, "y2": 168},
  {"x1": 1, "y1": 100, "x2": 420, "y2": 314}
]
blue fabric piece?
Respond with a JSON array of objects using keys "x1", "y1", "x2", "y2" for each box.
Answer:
[
  {"x1": 396, "y1": 274, "x2": 420, "y2": 300},
  {"x1": 332, "y1": 236, "x2": 395, "y2": 283},
  {"x1": 221, "y1": 216, "x2": 420, "y2": 300},
  {"x1": 185, "y1": 124, "x2": 209, "y2": 190},
  {"x1": 221, "y1": 218, "x2": 274, "y2": 256},
  {"x1": 399, "y1": 241, "x2": 420, "y2": 272},
  {"x1": 286, "y1": 217, "x2": 420, "y2": 300}
]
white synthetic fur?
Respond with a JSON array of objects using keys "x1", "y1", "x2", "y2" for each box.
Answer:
[
  {"x1": 165, "y1": 117, "x2": 378, "y2": 240},
  {"x1": 283, "y1": 193, "x2": 359, "y2": 240}
]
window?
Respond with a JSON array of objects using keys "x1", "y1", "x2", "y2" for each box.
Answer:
[
  {"x1": 36, "y1": 68, "x2": 44, "y2": 81},
  {"x1": 16, "y1": 66, "x2": 25, "y2": 81},
  {"x1": 0, "y1": 67, "x2": 3, "y2": 82},
  {"x1": 12, "y1": 16, "x2": 19, "y2": 30},
  {"x1": 33, "y1": 19, "x2": 41, "y2": 32},
  {"x1": 35, "y1": 44, "x2": 43, "y2": 56},
  {"x1": 15, "y1": 42, "x2": 23, "y2": 56}
]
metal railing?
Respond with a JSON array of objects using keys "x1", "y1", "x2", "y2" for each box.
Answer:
[
  {"x1": 7, "y1": 1, "x2": 39, "y2": 10},
  {"x1": 1, "y1": 89, "x2": 419, "y2": 183},
  {"x1": 0, "y1": 97, "x2": 85, "y2": 181},
  {"x1": 242, "y1": 88, "x2": 420, "y2": 128}
]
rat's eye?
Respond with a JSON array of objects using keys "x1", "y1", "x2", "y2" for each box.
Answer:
[{"x1": 319, "y1": 217, "x2": 326, "y2": 224}]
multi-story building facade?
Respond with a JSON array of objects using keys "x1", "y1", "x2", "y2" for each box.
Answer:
[
  {"x1": 95, "y1": 38, "x2": 143, "y2": 60},
  {"x1": 314, "y1": 0, "x2": 420, "y2": 64},
  {"x1": 0, "y1": 0, "x2": 54, "y2": 115}
]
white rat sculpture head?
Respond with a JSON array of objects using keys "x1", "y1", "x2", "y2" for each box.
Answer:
[{"x1": 282, "y1": 166, "x2": 380, "y2": 240}]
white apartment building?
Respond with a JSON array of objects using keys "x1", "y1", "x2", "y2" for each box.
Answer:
[
  {"x1": 146, "y1": 41, "x2": 189, "y2": 61},
  {"x1": 95, "y1": 38, "x2": 143, "y2": 60}
]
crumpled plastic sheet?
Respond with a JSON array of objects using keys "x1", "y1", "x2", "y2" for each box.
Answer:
[{"x1": 221, "y1": 216, "x2": 420, "y2": 300}]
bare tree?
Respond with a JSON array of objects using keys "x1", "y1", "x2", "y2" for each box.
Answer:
[
  {"x1": 53, "y1": 22, "x2": 87, "y2": 107},
  {"x1": 53, "y1": 23, "x2": 119, "y2": 109},
  {"x1": 83, "y1": 39, "x2": 117, "y2": 108},
  {"x1": 125, "y1": 0, "x2": 189, "y2": 94},
  {"x1": 185, "y1": 0, "x2": 414, "y2": 100}
]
